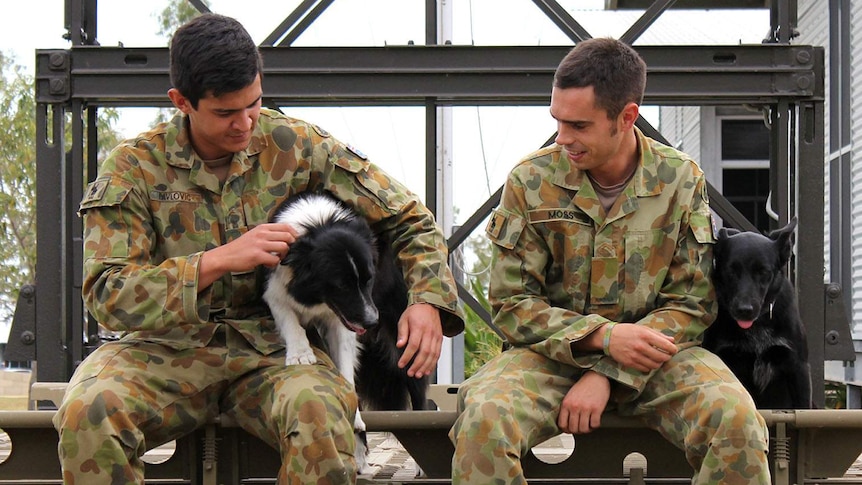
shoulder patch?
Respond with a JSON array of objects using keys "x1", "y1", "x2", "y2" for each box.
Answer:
[
  {"x1": 312, "y1": 124, "x2": 330, "y2": 138},
  {"x1": 82, "y1": 177, "x2": 110, "y2": 204},
  {"x1": 487, "y1": 211, "x2": 507, "y2": 240},
  {"x1": 346, "y1": 144, "x2": 367, "y2": 160},
  {"x1": 485, "y1": 208, "x2": 526, "y2": 250},
  {"x1": 689, "y1": 210, "x2": 717, "y2": 245}
]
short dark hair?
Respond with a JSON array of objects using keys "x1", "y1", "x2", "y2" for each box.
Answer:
[
  {"x1": 169, "y1": 13, "x2": 263, "y2": 109},
  {"x1": 553, "y1": 38, "x2": 646, "y2": 120}
]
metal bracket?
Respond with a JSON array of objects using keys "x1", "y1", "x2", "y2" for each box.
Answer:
[
  {"x1": 824, "y1": 283, "x2": 856, "y2": 361},
  {"x1": 4, "y1": 285, "x2": 36, "y2": 362},
  {"x1": 35, "y1": 50, "x2": 70, "y2": 104},
  {"x1": 771, "y1": 422, "x2": 790, "y2": 485}
]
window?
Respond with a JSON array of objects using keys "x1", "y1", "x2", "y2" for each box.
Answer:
[{"x1": 719, "y1": 118, "x2": 771, "y2": 233}]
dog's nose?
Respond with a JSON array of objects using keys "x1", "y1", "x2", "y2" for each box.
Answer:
[
  {"x1": 733, "y1": 301, "x2": 758, "y2": 320},
  {"x1": 364, "y1": 305, "x2": 379, "y2": 327}
]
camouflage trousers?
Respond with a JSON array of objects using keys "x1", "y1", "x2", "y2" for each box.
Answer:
[
  {"x1": 53, "y1": 325, "x2": 358, "y2": 485},
  {"x1": 449, "y1": 346, "x2": 770, "y2": 485}
]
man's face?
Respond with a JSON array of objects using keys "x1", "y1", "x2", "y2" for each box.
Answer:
[
  {"x1": 550, "y1": 85, "x2": 632, "y2": 179},
  {"x1": 170, "y1": 74, "x2": 263, "y2": 160}
]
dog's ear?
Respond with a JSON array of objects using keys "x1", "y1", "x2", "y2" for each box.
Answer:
[
  {"x1": 770, "y1": 216, "x2": 797, "y2": 267},
  {"x1": 717, "y1": 226, "x2": 739, "y2": 241},
  {"x1": 280, "y1": 236, "x2": 312, "y2": 268}
]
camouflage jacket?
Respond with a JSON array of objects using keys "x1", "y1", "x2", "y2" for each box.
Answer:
[
  {"x1": 79, "y1": 108, "x2": 465, "y2": 355},
  {"x1": 485, "y1": 128, "x2": 717, "y2": 400}
]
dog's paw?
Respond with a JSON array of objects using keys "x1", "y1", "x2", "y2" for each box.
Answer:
[
  {"x1": 284, "y1": 350, "x2": 317, "y2": 366},
  {"x1": 353, "y1": 410, "x2": 367, "y2": 433},
  {"x1": 354, "y1": 429, "x2": 373, "y2": 476}
]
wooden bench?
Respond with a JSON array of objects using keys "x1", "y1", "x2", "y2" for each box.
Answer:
[{"x1": 2, "y1": 383, "x2": 862, "y2": 484}]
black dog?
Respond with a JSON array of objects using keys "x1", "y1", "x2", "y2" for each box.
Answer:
[
  {"x1": 263, "y1": 191, "x2": 429, "y2": 412},
  {"x1": 702, "y1": 217, "x2": 811, "y2": 409},
  {"x1": 357, "y1": 240, "x2": 429, "y2": 412}
]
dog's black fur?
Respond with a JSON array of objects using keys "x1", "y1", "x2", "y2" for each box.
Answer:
[
  {"x1": 702, "y1": 217, "x2": 811, "y2": 409},
  {"x1": 265, "y1": 191, "x2": 428, "y2": 412},
  {"x1": 357, "y1": 240, "x2": 429, "y2": 411}
]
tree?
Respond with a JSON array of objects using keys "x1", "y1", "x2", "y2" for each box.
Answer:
[
  {"x1": 455, "y1": 230, "x2": 503, "y2": 378},
  {"x1": 0, "y1": 52, "x2": 122, "y2": 325},
  {"x1": 156, "y1": 0, "x2": 209, "y2": 40},
  {"x1": 151, "y1": 0, "x2": 211, "y2": 125},
  {"x1": 0, "y1": 54, "x2": 37, "y2": 321}
]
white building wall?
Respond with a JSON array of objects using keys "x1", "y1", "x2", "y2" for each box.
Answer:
[
  {"x1": 658, "y1": 106, "x2": 704, "y2": 168},
  {"x1": 798, "y1": 0, "x2": 862, "y2": 383},
  {"x1": 852, "y1": 1, "x2": 862, "y2": 339},
  {"x1": 797, "y1": 0, "x2": 830, "y2": 281}
]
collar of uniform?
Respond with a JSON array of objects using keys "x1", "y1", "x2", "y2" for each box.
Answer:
[
  {"x1": 550, "y1": 145, "x2": 587, "y2": 191},
  {"x1": 162, "y1": 110, "x2": 268, "y2": 170},
  {"x1": 632, "y1": 127, "x2": 664, "y2": 198},
  {"x1": 551, "y1": 126, "x2": 663, "y2": 199}
]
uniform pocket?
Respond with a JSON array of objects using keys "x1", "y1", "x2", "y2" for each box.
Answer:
[{"x1": 624, "y1": 224, "x2": 678, "y2": 313}]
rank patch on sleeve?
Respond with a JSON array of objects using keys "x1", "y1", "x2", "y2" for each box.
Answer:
[
  {"x1": 82, "y1": 177, "x2": 109, "y2": 204},
  {"x1": 486, "y1": 210, "x2": 507, "y2": 239},
  {"x1": 312, "y1": 124, "x2": 330, "y2": 138}
]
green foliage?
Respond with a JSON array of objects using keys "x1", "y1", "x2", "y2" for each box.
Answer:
[
  {"x1": 156, "y1": 0, "x2": 210, "y2": 41},
  {"x1": 0, "y1": 52, "x2": 122, "y2": 321},
  {"x1": 463, "y1": 275, "x2": 502, "y2": 378},
  {"x1": 459, "y1": 231, "x2": 503, "y2": 378},
  {"x1": 0, "y1": 55, "x2": 37, "y2": 318},
  {"x1": 825, "y1": 381, "x2": 847, "y2": 409}
]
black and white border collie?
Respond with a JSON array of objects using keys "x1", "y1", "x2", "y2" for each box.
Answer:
[{"x1": 263, "y1": 191, "x2": 429, "y2": 470}]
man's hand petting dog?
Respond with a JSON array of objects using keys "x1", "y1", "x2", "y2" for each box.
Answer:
[
  {"x1": 397, "y1": 303, "x2": 443, "y2": 379},
  {"x1": 200, "y1": 223, "x2": 298, "y2": 288}
]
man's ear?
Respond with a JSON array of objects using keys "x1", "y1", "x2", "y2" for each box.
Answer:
[
  {"x1": 168, "y1": 88, "x2": 193, "y2": 114},
  {"x1": 620, "y1": 102, "x2": 639, "y2": 130}
]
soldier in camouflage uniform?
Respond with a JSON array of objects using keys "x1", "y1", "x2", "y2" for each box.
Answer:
[
  {"x1": 450, "y1": 38, "x2": 770, "y2": 484},
  {"x1": 53, "y1": 13, "x2": 464, "y2": 485}
]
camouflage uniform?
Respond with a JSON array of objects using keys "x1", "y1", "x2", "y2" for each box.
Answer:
[
  {"x1": 55, "y1": 108, "x2": 465, "y2": 485},
  {"x1": 450, "y1": 128, "x2": 770, "y2": 484}
]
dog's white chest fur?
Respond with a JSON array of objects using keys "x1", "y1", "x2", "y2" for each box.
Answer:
[
  {"x1": 263, "y1": 195, "x2": 360, "y2": 369},
  {"x1": 262, "y1": 193, "x2": 376, "y2": 473}
]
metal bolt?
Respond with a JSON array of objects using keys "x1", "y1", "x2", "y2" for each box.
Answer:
[
  {"x1": 49, "y1": 53, "x2": 65, "y2": 69},
  {"x1": 49, "y1": 78, "x2": 65, "y2": 94},
  {"x1": 826, "y1": 284, "x2": 841, "y2": 299},
  {"x1": 20, "y1": 331, "x2": 35, "y2": 345},
  {"x1": 796, "y1": 50, "x2": 811, "y2": 64},
  {"x1": 826, "y1": 330, "x2": 840, "y2": 345}
]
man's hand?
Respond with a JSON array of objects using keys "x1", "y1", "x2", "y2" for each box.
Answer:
[
  {"x1": 606, "y1": 323, "x2": 677, "y2": 373},
  {"x1": 558, "y1": 371, "x2": 611, "y2": 434},
  {"x1": 396, "y1": 303, "x2": 443, "y2": 379},
  {"x1": 199, "y1": 223, "x2": 298, "y2": 289}
]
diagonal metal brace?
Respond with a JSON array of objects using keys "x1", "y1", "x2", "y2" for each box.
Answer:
[
  {"x1": 824, "y1": 283, "x2": 856, "y2": 362},
  {"x1": 4, "y1": 284, "x2": 36, "y2": 362}
]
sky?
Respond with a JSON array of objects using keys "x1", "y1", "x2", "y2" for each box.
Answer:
[
  {"x1": 0, "y1": 1, "x2": 770, "y2": 350},
  {"x1": 1, "y1": 0, "x2": 770, "y2": 217}
]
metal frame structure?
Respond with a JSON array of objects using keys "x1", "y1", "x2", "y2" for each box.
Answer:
[{"x1": 6, "y1": 0, "x2": 855, "y2": 411}]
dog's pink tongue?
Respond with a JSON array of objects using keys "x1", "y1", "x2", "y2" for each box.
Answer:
[{"x1": 737, "y1": 320, "x2": 754, "y2": 330}]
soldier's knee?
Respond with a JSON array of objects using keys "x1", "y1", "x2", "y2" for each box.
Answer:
[
  {"x1": 55, "y1": 378, "x2": 110, "y2": 432},
  {"x1": 452, "y1": 396, "x2": 516, "y2": 446},
  {"x1": 705, "y1": 384, "x2": 768, "y2": 443},
  {"x1": 271, "y1": 372, "x2": 357, "y2": 434}
]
